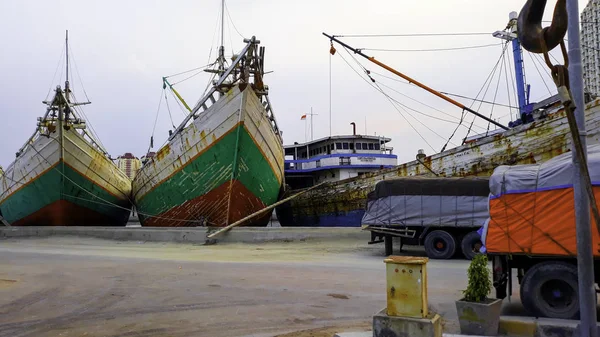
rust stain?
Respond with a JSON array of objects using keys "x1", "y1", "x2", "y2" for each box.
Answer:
[{"x1": 156, "y1": 144, "x2": 170, "y2": 161}]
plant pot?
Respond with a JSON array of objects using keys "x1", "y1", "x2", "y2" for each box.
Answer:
[{"x1": 455, "y1": 298, "x2": 502, "y2": 336}]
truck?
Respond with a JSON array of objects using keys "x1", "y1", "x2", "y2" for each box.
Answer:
[
  {"x1": 483, "y1": 145, "x2": 600, "y2": 319},
  {"x1": 361, "y1": 176, "x2": 488, "y2": 260}
]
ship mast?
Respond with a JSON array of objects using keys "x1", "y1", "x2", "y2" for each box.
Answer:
[
  {"x1": 324, "y1": 33, "x2": 509, "y2": 131},
  {"x1": 218, "y1": 0, "x2": 225, "y2": 75},
  {"x1": 58, "y1": 30, "x2": 69, "y2": 190},
  {"x1": 65, "y1": 30, "x2": 70, "y2": 102}
]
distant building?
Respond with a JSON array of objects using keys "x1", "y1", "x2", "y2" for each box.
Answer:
[
  {"x1": 141, "y1": 151, "x2": 156, "y2": 165},
  {"x1": 582, "y1": 0, "x2": 600, "y2": 95},
  {"x1": 116, "y1": 153, "x2": 141, "y2": 180}
]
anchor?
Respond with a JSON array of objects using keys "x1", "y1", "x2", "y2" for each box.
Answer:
[{"x1": 517, "y1": 0, "x2": 568, "y2": 54}]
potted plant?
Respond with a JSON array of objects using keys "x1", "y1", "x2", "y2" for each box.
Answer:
[{"x1": 455, "y1": 253, "x2": 502, "y2": 336}]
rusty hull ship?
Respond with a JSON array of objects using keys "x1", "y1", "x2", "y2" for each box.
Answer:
[
  {"x1": 0, "y1": 32, "x2": 132, "y2": 226},
  {"x1": 276, "y1": 98, "x2": 600, "y2": 227},
  {"x1": 132, "y1": 35, "x2": 284, "y2": 227}
]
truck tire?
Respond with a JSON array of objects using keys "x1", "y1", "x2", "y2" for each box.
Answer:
[
  {"x1": 520, "y1": 261, "x2": 579, "y2": 319},
  {"x1": 460, "y1": 231, "x2": 482, "y2": 260},
  {"x1": 424, "y1": 230, "x2": 456, "y2": 259}
]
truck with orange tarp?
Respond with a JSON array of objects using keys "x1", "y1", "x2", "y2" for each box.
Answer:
[{"x1": 481, "y1": 144, "x2": 600, "y2": 319}]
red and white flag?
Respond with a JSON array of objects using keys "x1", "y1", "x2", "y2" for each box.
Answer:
[{"x1": 300, "y1": 114, "x2": 307, "y2": 120}]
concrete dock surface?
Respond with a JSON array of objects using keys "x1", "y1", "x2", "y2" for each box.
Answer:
[{"x1": 0, "y1": 236, "x2": 549, "y2": 337}]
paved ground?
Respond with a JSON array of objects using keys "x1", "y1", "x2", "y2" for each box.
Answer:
[{"x1": 0, "y1": 236, "x2": 517, "y2": 337}]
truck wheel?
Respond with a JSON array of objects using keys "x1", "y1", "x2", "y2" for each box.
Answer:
[
  {"x1": 460, "y1": 231, "x2": 482, "y2": 260},
  {"x1": 424, "y1": 230, "x2": 456, "y2": 259},
  {"x1": 520, "y1": 261, "x2": 579, "y2": 319}
]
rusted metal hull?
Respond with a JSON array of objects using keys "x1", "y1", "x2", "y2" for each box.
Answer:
[
  {"x1": 132, "y1": 85, "x2": 284, "y2": 227},
  {"x1": 276, "y1": 100, "x2": 600, "y2": 227},
  {"x1": 0, "y1": 129, "x2": 133, "y2": 226}
]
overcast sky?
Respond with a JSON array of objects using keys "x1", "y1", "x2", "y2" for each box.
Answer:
[{"x1": 0, "y1": 0, "x2": 591, "y2": 166}]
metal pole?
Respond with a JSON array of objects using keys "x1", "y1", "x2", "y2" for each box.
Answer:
[
  {"x1": 566, "y1": 1, "x2": 597, "y2": 336},
  {"x1": 329, "y1": 52, "x2": 332, "y2": 137},
  {"x1": 511, "y1": 37, "x2": 527, "y2": 117},
  {"x1": 311, "y1": 107, "x2": 314, "y2": 141}
]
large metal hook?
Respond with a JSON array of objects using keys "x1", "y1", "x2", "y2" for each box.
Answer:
[{"x1": 517, "y1": 0, "x2": 568, "y2": 54}]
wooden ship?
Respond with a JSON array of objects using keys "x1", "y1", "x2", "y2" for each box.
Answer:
[
  {"x1": 0, "y1": 32, "x2": 132, "y2": 226},
  {"x1": 132, "y1": 2, "x2": 284, "y2": 227}
]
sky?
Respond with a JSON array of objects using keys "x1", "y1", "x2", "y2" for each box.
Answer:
[{"x1": 0, "y1": 0, "x2": 592, "y2": 166}]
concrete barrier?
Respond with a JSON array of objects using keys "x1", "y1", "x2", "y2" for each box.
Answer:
[
  {"x1": 0, "y1": 226, "x2": 370, "y2": 244},
  {"x1": 499, "y1": 316, "x2": 600, "y2": 337}
]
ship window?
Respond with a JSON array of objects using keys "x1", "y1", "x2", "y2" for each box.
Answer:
[
  {"x1": 349, "y1": 143, "x2": 354, "y2": 150},
  {"x1": 316, "y1": 159, "x2": 321, "y2": 168},
  {"x1": 356, "y1": 143, "x2": 362, "y2": 150},
  {"x1": 336, "y1": 142, "x2": 342, "y2": 149},
  {"x1": 342, "y1": 143, "x2": 349, "y2": 149},
  {"x1": 368, "y1": 143, "x2": 374, "y2": 150},
  {"x1": 375, "y1": 143, "x2": 381, "y2": 150},
  {"x1": 339, "y1": 157, "x2": 351, "y2": 165},
  {"x1": 362, "y1": 142, "x2": 368, "y2": 149}
]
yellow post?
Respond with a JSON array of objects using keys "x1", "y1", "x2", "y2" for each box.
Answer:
[{"x1": 384, "y1": 256, "x2": 429, "y2": 318}]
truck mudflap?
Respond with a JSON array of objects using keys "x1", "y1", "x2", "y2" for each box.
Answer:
[{"x1": 492, "y1": 255, "x2": 510, "y2": 300}]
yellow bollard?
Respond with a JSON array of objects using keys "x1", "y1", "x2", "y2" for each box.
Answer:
[{"x1": 384, "y1": 256, "x2": 429, "y2": 318}]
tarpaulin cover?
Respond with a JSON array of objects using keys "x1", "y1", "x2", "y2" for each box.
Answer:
[
  {"x1": 361, "y1": 177, "x2": 490, "y2": 227},
  {"x1": 485, "y1": 144, "x2": 600, "y2": 256}
]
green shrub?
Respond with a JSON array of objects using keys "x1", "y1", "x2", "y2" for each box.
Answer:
[{"x1": 463, "y1": 253, "x2": 492, "y2": 302}]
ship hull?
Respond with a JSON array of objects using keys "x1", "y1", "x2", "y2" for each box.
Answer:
[
  {"x1": 132, "y1": 85, "x2": 284, "y2": 227},
  {"x1": 0, "y1": 130, "x2": 133, "y2": 226},
  {"x1": 277, "y1": 100, "x2": 600, "y2": 227}
]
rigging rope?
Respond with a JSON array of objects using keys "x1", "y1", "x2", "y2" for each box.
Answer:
[
  {"x1": 486, "y1": 49, "x2": 504, "y2": 136},
  {"x1": 527, "y1": 51, "x2": 553, "y2": 95},
  {"x1": 534, "y1": 53, "x2": 556, "y2": 84},
  {"x1": 165, "y1": 62, "x2": 217, "y2": 79},
  {"x1": 461, "y1": 42, "x2": 510, "y2": 143},
  {"x1": 171, "y1": 69, "x2": 208, "y2": 86},
  {"x1": 148, "y1": 90, "x2": 164, "y2": 152},
  {"x1": 226, "y1": 12, "x2": 234, "y2": 53},
  {"x1": 163, "y1": 90, "x2": 176, "y2": 129},
  {"x1": 375, "y1": 80, "x2": 482, "y2": 128},
  {"x1": 69, "y1": 92, "x2": 107, "y2": 152},
  {"x1": 335, "y1": 32, "x2": 493, "y2": 38},
  {"x1": 45, "y1": 43, "x2": 66, "y2": 101},
  {"x1": 362, "y1": 43, "x2": 502, "y2": 52},
  {"x1": 439, "y1": 92, "x2": 515, "y2": 109},
  {"x1": 69, "y1": 46, "x2": 91, "y2": 102},
  {"x1": 502, "y1": 45, "x2": 516, "y2": 121},
  {"x1": 342, "y1": 47, "x2": 450, "y2": 150},
  {"x1": 225, "y1": 1, "x2": 246, "y2": 39},
  {"x1": 441, "y1": 110, "x2": 465, "y2": 152},
  {"x1": 167, "y1": 89, "x2": 189, "y2": 116},
  {"x1": 336, "y1": 48, "x2": 435, "y2": 151},
  {"x1": 504, "y1": 44, "x2": 520, "y2": 116}
]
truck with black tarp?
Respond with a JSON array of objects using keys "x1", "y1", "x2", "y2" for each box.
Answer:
[{"x1": 362, "y1": 176, "x2": 489, "y2": 259}]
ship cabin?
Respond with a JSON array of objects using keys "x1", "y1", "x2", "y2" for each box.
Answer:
[{"x1": 284, "y1": 135, "x2": 398, "y2": 189}]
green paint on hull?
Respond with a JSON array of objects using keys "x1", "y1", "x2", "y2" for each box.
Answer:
[
  {"x1": 0, "y1": 161, "x2": 130, "y2": 225},
  {"x1": 135, "y1": 124, "x2": 281, "y2": 219}
]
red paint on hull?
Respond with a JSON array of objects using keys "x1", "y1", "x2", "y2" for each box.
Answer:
[
  {"x1": 141, "y1": 180, "x2": 270, "y2": 227},
  {"x1": 11, "y1": 200, "x2": 125, "y2": 226}
]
